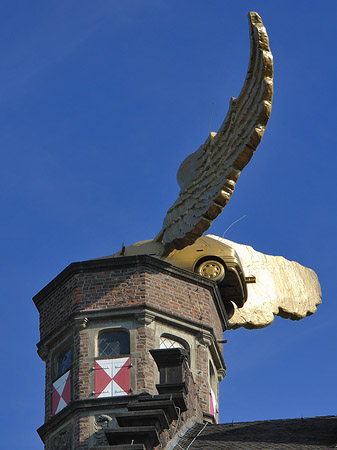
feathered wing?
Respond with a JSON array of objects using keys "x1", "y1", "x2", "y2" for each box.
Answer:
[
  {"x1": 156, "y1": 12, "x2": 273, "y2": 254},
  {"x1": 209, "y1": 236, "x2": 322, "y2": 329}
]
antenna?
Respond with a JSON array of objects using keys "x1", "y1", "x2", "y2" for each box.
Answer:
[
  {"x1": 222, "y1": 215, "x2": 246, "y2": 238},
  {"x1": 208, "y1": 101, "x2": 214, "y2": 135}
]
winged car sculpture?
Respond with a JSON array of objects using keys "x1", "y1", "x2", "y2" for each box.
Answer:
[{"x1": 109, "y1": 12, "x2": 321, "y2": 328}]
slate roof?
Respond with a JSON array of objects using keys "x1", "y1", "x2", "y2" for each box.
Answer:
[{"x1": 173, "y1": 416, "x2": 337, "y2": 450}]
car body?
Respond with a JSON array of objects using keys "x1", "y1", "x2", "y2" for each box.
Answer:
[{"x1": 111, "y1": 235, "x2": 247, "y2": 319}]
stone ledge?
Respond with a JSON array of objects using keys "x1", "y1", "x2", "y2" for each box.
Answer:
[
  {"x1": 128, "y1": 399, "x2": 179, "y2": 423},
  {"x1": 116, "y1": 409, "x2": 169, "y2": 430},
  {"x1": 105, "y1": 426, "x2": 160, "y2": 449},
  {"x1": 37, "y1": 395, "x2": 139, "y2": 441}
]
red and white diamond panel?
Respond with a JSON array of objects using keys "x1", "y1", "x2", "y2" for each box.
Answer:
[
  {"x1": 52, "y1": 370, "x2": 71, "y2": 416},
  {"x1": 95, "y1": 357, "x2": 131, "y2": 398},
  {"x1": 210, "y1": 387, "x2": 218, "y2": 423}
]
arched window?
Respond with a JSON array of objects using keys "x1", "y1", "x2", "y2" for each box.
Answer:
[
  {"x1": 98, "y1": 330, "x2": 130, "y2": 358},
  {"x1": 159, "y1": 335, "x2": 188, "y2": 350}
]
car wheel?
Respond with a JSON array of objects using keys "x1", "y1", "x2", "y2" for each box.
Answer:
[{"x1": 196, "y1": 259, "x2": 225, "y2": 282}]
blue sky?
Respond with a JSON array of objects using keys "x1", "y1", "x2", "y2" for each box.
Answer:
[{"x1": 1, "y1": 1, "x2": 336, "y2": 448}]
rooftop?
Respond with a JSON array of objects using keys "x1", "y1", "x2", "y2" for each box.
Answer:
[{"x1": 172, "y1": 416, "x2": 337, "y2": 450}]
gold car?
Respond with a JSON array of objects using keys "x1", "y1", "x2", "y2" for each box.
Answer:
[{"x1": 114, "y1": 235, "x2": 248, "y2": 318}]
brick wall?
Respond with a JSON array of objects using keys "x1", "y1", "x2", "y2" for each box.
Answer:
[{"x1": 38, "y1": 272, "x2": 223, "y2": 343}]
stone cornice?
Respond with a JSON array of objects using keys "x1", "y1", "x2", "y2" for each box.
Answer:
[{"x1": 37, "y1": 395, "x2": 140, "y2": 441}]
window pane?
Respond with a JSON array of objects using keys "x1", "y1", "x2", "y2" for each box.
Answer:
[
  {"x1": 160, "y1": 337, "x2": 184, "y2": 349},
  {"x1": 60, "y1": 349, "x2": 71, "y2": 373},
  {"x1": 55, "y1": 347, "x2": 71, "y2": 379},
  {"x1": 99, "y1": 331, "x2": 130, "y2": 358}
]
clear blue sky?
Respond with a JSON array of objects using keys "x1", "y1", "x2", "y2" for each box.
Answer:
[{"x1": 1, "y1": 2, "x2": 336, "y2": 448}]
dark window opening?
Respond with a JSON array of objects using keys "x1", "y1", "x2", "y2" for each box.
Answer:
[{"x1": 54, "y1": 347, "x2": 72, "y2": 381}]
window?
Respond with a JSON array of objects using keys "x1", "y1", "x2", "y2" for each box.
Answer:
[
  {"x1": 55, "y1": 347, "x2": 71, "y2": 379},
  {"x1": 209, "y1": 362, "x2": 216, "y2": 390},
  {"x1": 52, "y1": 345, "x2": 72, "y2": 416},
  {"x1": 95, "y1": 330, "x2": 131, "y2": 398},
  {"x1": 159, "y1": 334, "x2": 188, "y2": 351},
  {"x1": 53, "y1": 346, "x2": 72, "y2": 381},
  {"x1": 98, "y1": 330, "x2": 130, "y2": 358},
  {"x1": 209, "y1": 361, "x2": 218, "y2": 421},
  {"x1": 160, "y1": 336, "x2": 185, "y2": 350}
]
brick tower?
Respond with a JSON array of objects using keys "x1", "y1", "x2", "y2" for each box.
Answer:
[{"x1": 34, "y1": 254, "x2": 228, "y2": 449}]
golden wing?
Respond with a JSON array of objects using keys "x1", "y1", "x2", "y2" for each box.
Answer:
[
  {"x1": 155, "y1": 12, "x2": 273, "y2": 254},
  {"x1": 208, "y1": 236, "x2": 322, "y2": 330}
]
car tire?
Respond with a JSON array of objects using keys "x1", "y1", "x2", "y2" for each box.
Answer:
[{"x1": 195, "y1": 259, "x2": 225, "y2": 282}]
